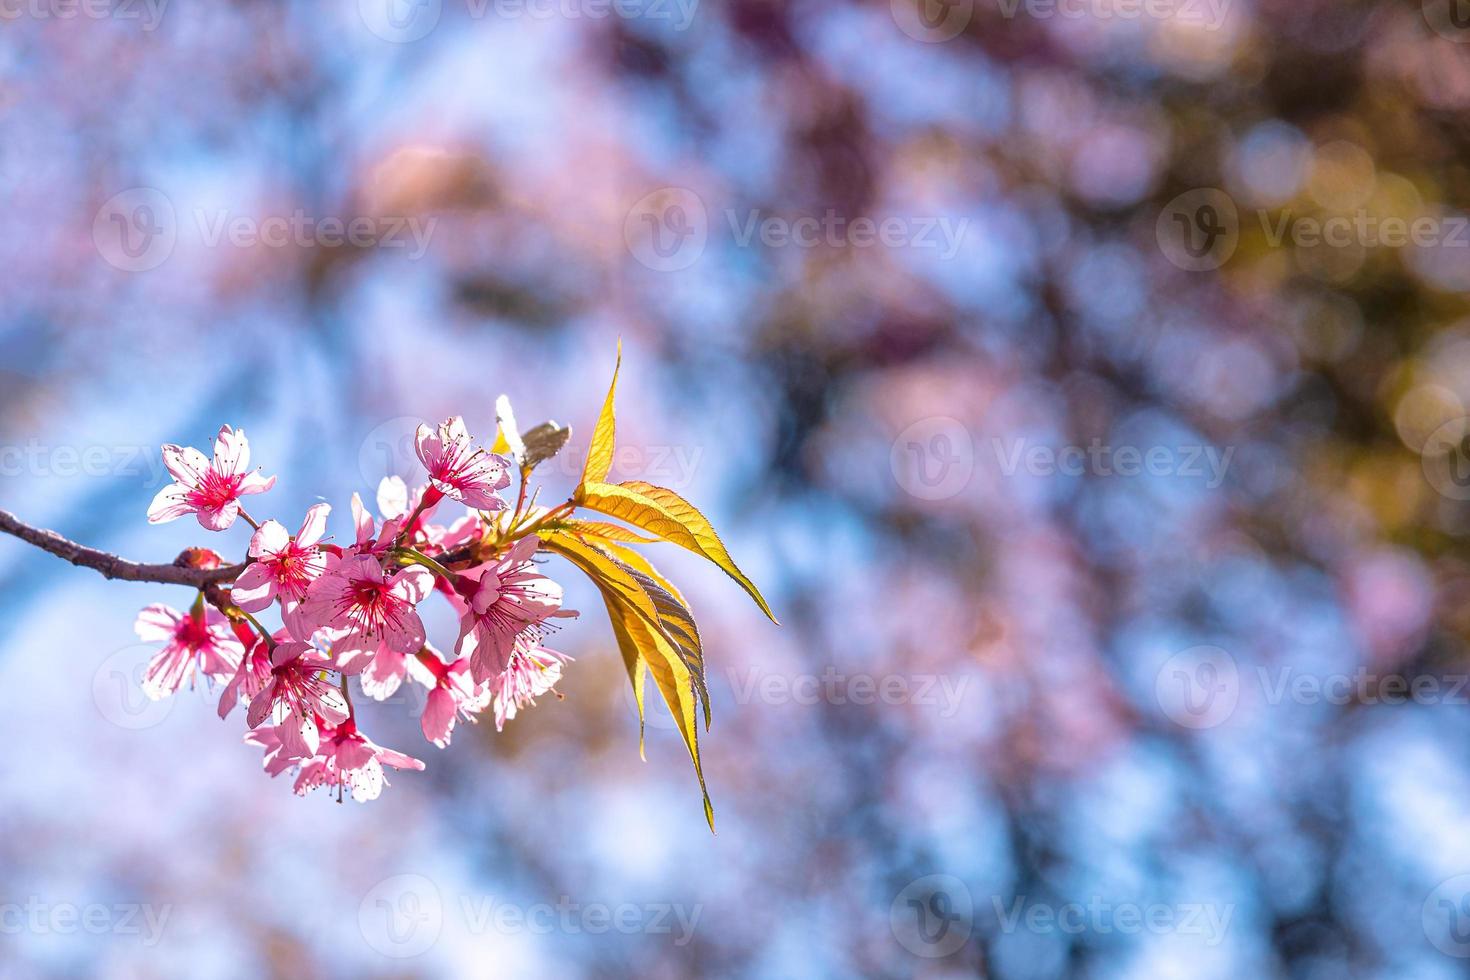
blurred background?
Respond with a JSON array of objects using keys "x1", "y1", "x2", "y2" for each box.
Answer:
[{"x1": 5, "y1": 0, "x2": 1470, "y2": 976}]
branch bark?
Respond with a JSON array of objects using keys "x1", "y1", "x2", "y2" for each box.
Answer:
[{"x1": 0, "y1": 508, "x2": 243, "y2": 588}]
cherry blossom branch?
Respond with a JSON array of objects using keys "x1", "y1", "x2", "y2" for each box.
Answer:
[{"x1": 0, "y1": 507, "x2": 244, "y2": 588}]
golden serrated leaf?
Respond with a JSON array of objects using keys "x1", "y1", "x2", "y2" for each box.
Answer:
[
  {"x1": 603, "y1": 590, "x2": 714, "y2": 831},
  {"x1": 537, "y1": 527, "x2": 664, "y2": 632},
  {"x1": 580, "y1": 340, "x2": 622, "y2": 488},
  {"x1": 564, "y1": 519, "x2": 660, "y2": 544},
  {"x1": 578, "y1": 480, "x2": 778, "y2": 624}
]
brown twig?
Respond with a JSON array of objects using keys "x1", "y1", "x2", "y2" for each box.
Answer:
[{"x1": 0, "y1": 507, "x2": 243, "y2": 588}]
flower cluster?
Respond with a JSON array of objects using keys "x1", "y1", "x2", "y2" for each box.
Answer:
[
  {"x1": 138, "y1": 418, "x2": 575, "y2": 802},
  {"x1": 104, "y1": 353, "x2": 773, "y2": 825}
]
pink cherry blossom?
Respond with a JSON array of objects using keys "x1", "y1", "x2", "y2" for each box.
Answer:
[
  {"x1": 134, "y1": 604, "x2": 244, "y2": 700},
  {"x1": 245, "y1": 639, "x2": 349, "y2": 760},
  {"x1": 298, "y1": 554, "x2": 434, "y2": 655},
  {"x1": 291, "y1": 719, "x2": 426, "y2": 802},
  {"x1": 415, "y1": 416, "x2": 511, "y2": 511},
  {"x1": 243, "y1": 724, "x2": 299, "y2": 779},
  {"x1": 454, "y1": 537, "x2": 566, "y2": 682},
  {"x1": 491, "y1": 639, "x2": 572, "y2": 732},
  {"x1": 409, "y1": 650, "x2": 492, "y2": 748},
  {"x1": 229, "y1": 503, "x2": 331, "y2": 612},
  {"x1": 147, "y1": 425, "x2": 276, "y2": 531},
  {"x1": 218, "y1": 633, "x2": 273, "y2": 720},
  {"x1": 334, "y1": 639, "x2": 412, "y2": 702}
]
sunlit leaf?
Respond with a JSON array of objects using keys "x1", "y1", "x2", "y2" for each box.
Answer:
[
  {"x1": 536, "y1": 527, "x2": 665, "y2": 637},
  {"x1": 580, "y1": 340, "x2": 622, "y2": 487},
  {"x1": 603, "y1": 590, "x2": 715, "y2": 831},
  {"x1": 578, "y1": 480, "x2": 778, "y2": 624},
  {"x1": 562, "y1": 518, "x2": 660, "y2": 544}
]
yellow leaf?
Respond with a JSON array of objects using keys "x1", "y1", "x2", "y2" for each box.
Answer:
[
  {"x1": 579, "y1": 480, "x2": 779, "y2": 624},
  {"x1": 603, "y1": 590, "x2": 715, "y2": 831},
  {"x1": 545, "y1": 527, "x2": 709, "y2": 723},
  {"x1": 563, "y1": 519, "x2": 660, "y2": 544},
  {"x1": 616, "y1": 630, "x2": 648, "y2": 761},
  {"x1": 595, "y1": 539, "x2": 687, "y2": 606},
  {"x1": 579, "y1": 340, "x2": 622, "y2": 488},
  {"x1": 537, "y1": 527, "x2": 664, "y2": 633}
]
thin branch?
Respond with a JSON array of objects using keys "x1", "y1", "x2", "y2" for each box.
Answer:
[{"x1": 0, "y1": 507, "x2": 243, "y2": 588}]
